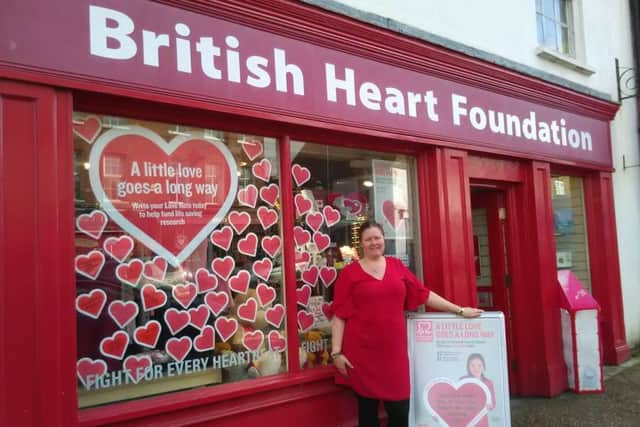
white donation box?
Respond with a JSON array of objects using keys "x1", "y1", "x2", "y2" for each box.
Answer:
[{"x1": 558, "y1": 270, "x2": 603, "y2": 393}]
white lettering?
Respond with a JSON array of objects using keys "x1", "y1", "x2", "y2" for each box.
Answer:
[{"x1": 89, "y1": 6, "x2": 137, "y2": 60}]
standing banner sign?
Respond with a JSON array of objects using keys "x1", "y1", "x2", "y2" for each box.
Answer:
[{"x1": 407, "y1": 312, "x2": 511, "y2": 427}]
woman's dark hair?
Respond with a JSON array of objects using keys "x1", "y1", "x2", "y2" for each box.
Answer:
[
  {"x1": 357, "y1": 221, "x2": 385, "y2": 241},
  {"x1": 466, "y1": 353, "x2": 486, "y2": 378}
]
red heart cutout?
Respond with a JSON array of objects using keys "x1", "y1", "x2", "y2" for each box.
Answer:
[
  {"x1": 228, "y1": 211, "x2": 251, "y2": 235},
  {"x1": 425, "y1": 379, "x2": 491, "y2": 427},
  {"x1": 295, "y1": 193, "x2": 313, "y2": 217},
  {"x1": 99, "y1": 330, "x2": 129, "y2": 360},
  {"x1": 297, "y1": 310, "x2": 314, "y2": 332},
  {"x1": 322, "y1": 205, "x2": 341, "y2": 227},
  {"x1": 237, "y1": 232, "x2": 258, "y2": 256},
  {"x1": 73, "y1": 115, "x2": 102, "y2": 144},
  {"x1": 172, "y1": 283, "x2": 197, "y2": 309},
  {"x1": 261, "y1": 235, "x2": 281, "y2": 258},
  {"x1": 89, "y1": 130, "x2": 237, "y2": 267},
  {"x1": 103, "y1": 235, "x2": 134, "y2": 262},
  {"x1": 141, "y1": 284, "x2": 167, "y2": 311},
  {"x1": 312, "y1": 232, "x2": 331, "y2": 252},
  {"x1": 343, "y1": 198, "x2": 363, "y2": 215},
  {"x1": 237, "y1": 184, "x2": 258, "y2": 208},
  {"x1": 291, "y1": 164, "x2": 311, "y2": 187},
  {"x1": 210, "y1": 226, "x2": 233, "y2": 251},
  {"x1": 215, "y1": 316, "x2": 239, "y2": 342},
  {"x1": 76, "y1": 357, "x2": 107, "y2": 389},
  {"x1": 305, "y1": 212, "x2": 324, "y2": 233},
  {"x1": 195, "y1": 268, "x2": 218, "y2": 293},
  {"x1": 228, "y1": 270, "x2": 251, "y2": 294},
  {"x1": 259, "y1": 183, "x2": 279, "y2": 206},
  {"x1": 188, "y1": 304, "x2": 210, "y2": 330},
  {"x1": 134, "y1": 320, "x2": 162, "y2": 348},
  {"x1": 256, "y1": 283, "x2": 276, "y2": 307},
  {"x1": 204, "y1": 291, "x2": 229, "y2": 316},
  {"x1": 322, "y1": 302, "x2": 334, "y2": 320},
  {"x1": 296, "y1": 285, "x2": 312, "y2": 307},
  {"x1": 293, "y1": 226, "x2": 311, "y2": 247},
  {"x1": 294, "y1": 251, "x2": 311, "y2": 271},
  {"x1": 164, "y1": 308, "x2": 190, "y2": 335},
  {"x1": 142, "y1": 256, "x2": 167, "y2": 282},
  {"x1": 115, "y1": 259, "x2": 144, "y2": 287},
  {"x1": 252, "y1": 158, "x2": 272, "y2": 182},
  {"x1": 76, "y1": 210, "x2": 107, "y2": 239},
  {"x1": 211, "y1": 256, "x2": 235, "y2": 281},
  {"x1": 239, "y1": 139, "x2": 263, "y2": 161},
  {"x1": 123, "y1": 354, "x2": 152, "y2": 384},
  {"x1": 252, "y1": 258, "x2": 273, "y2": 281},
  {"x1": 320, "y1": 267, "x2": 337, "y2": 288},
  {"x1": 268, "y1": 331, "x2": 286, "y2": 353},
  {"x1": 165, "y1": 336, "x2": 192, "y2": 362},
  {"x1": 238, "y1": 297, "x2": 258, "y2": 322},
  {"x1": 243, "y1": 330, "x2": 264, "y2": 352},
  {"x1": 301, "y1": 266, "x2": 319, "y2": 287},
  {"x1": 76, "y1": 289, "x2": 107, "y2": 319},
  {"x1": 108, "y1": 300, "x2": 139, "y2": 328},
  {"x1": 382, "y1": 200, "x2": 404, "y2": 229},
  {"x1": 265, "y1": 304, "x2": 285, "y2": 328},
  {"x1": 194, "y1": 325, "x2": 216, "y2": 351},
  {"x1": 75, "y1": 251, "x2": 105, "y2": 280},
  {"x1": 257, "y1": 206, "x2": 278, "y2": 230}
]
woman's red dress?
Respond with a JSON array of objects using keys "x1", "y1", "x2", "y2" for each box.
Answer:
[{"x1": 333, "y1": 256, "x2": 430, "y2": 400}]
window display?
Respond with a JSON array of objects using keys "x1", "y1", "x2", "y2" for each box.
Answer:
[{"x1": 73, "y1": 113, "x2": 286, "y2": 407}]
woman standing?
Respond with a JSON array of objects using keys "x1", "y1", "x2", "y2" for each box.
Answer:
[{"x1": 331, "y1": 222, "x2": 482, "y2": 427}]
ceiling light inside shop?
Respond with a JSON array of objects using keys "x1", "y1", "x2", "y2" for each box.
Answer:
[
  {"x1": 83, "y1": 162, "x2": 90, "y2": 170},
  {"x1": 362, "y1": 180, "x2": 373, "y2": 187}
]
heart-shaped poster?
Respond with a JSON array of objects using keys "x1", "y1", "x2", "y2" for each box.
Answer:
[
  {"x1": 123, "y1": 354, "x2": 152, "y2": 384},
  {"x1": 239, "y1": 139, "x2": 263, "y2": 161},
  {"x1": 75, "y1": 251, "x2": 105, "y2": 280},
  {"x1": 194, "y1": 325, "x2": 216, "y2": 351},
  {"x1": 77, "y1": 357, "x2": 107, "y2": 389},
  {"x1": 204, "y1": 291, "x2": 230, "y2": 316},
  {"x1": 256, "y1": 283, "x2": 276, "y2": 307},
  {"x1": 243, "y1": 330, "x2": 265, "y2": 352},
  {"x1": 108, "y1": 300, "x2": 139, "y2": 328},
  {"x1": 165, "y1": 337, "x2": 192, "y2": 362},
  {"x1": 215, "y1": 316, "x2": 239, "y2": 342},
  {"x1": 259, "y1": 183, "x2": 279, "y2": 206},
  {"x1": 297, "y1": 310, "x2": 314, "y2": 332},
  {"x1": 103, "y1": 235, "x2": 134, "y2": 262},
  {"x1": 99, "y1": 330, "x2": 130, "y2": 360},
  {"x1": 261, "y1": 235, "x2": 281, "y2": 258},
  {"x1": 210, "y1": 225, "x2": 233, "y2": 251},
  {"x1": 76, "y1": 289, "x2": 107, "y2": 319},
  {"x1": 76, "y1": 210, "x2": 107, "y2": 239},
  {"x1": 89, "y1": 127, "x2": 238, "y2": 267},
  {"x1": 164, "y1": 308, "x2": 190, "y2": 335},
  {"x1": 237, "y1": 184, "x2": 258, "y2": 208},
  {"x1": 115, "y1": 259, "x2": 144, "y2": 287},
  {"x1": 424, "y1": 378, "x2": 492, "y2": 427},
  {"x1": 133, "y1": 320, "x2": 162, "y2": 349},
  {"x1": 73, "y1": 115, "x2": 102, "y2": 144},
  {"x1": 188, "y1": 304, "x2": 210, "y2": 330},
  {"x1": 268, "y1": 331, "x2": 286, "y2": 353},
  {"x1": 265, "y1": 304, "x2": 285, "y2": 328},
  {"x1": 195, "y1": 268, "x2": 218, "y2": 293}
]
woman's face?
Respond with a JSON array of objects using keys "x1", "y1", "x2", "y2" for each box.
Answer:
[
  {"x1": 360, "y1": 226, "x2": 385, "y2": 259},
  {"x1": 469, "y1": 358, "x2": 484, "y2": 378}
]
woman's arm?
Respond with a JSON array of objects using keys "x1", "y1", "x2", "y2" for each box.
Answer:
[
  {"x1": 426, "y1": 291, "x2": 483, "y2": 318},
  {"x1": 331, "y1": 317, "x2": 353, "y2": 376}
]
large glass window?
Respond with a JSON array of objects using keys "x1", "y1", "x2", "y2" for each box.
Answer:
[
  {"x1": 551, "y1": 175, "x2": 591, "y2": 290},
  {"x1": 73, "y1": 113, "x2": 286, "y2": 407},
  {"x1": 289, "y1": 141, "x2": 420, "y2": 369}
]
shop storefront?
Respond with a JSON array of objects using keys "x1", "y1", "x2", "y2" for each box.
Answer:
[{"x1": 0, "y1": 1, "x2": 630, "y2": 426}]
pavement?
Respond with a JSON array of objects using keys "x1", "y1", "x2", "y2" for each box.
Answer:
[{"x1": 510, "y1": 348, "x2": 640, "y2": 426}]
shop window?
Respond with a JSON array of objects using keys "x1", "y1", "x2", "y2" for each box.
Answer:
[
  {"x1": 551, "y1": 175, "x2": 591, "y2": 291},
  {"x1": 536, "y1": 0, "x2": 575, "y2": 56},
  {"x1": 73, "y1": 113, "x2": 287, "y2": 407},
  {"x1": 289, "y1": 141, "x2": 420, "y2": 368}
]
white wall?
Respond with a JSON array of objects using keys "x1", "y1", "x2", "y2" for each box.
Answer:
[{"x1": 330, "y1": 0, "x2": 640, "y2": 347}]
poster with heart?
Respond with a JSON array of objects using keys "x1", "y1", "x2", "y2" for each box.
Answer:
[
  {"x1": 89, "y1": 126, "x2": 238, "y2": 267},
  {"x1": 371, "y1": 159, "x2": 411, "y2": 240},
  {"x1": 407, "y1": 312, "x2": 511, "y2": 427}
]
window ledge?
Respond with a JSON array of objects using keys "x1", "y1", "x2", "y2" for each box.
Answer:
[{"x1": 535, "y1": 46, "x2": 595, "y2": 76}]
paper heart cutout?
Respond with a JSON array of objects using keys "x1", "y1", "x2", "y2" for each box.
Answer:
[
  {"x1": 115, "y1": 258, "x2": 144, "y2": 287},
  {"x1": 195, "y1": 268, "x2": 218, "y2": 293},
  {"x1": 165, "y1": 336, "x2": 192, "y2": 362},
  {"x1": 322, "y1": 205, "x2": 341, "y2": 227},
  {"x1": 268, "y1": 331, "x2": 286, "y2": 353},
  {"x1": 243, "y1": 330, "x2": 265, "y2": 352},
  {"x1": 141, "y1": 284, "x2": 167, "y2": 311},
  {"x1": 237, "y1": 184, "x2": 258, "y2": 208},
  {"x1": 99, "y1": 330, "x2": 129, "y2": 360},
  {"x1": 256, "y1": 283, "x2": 277, "y2": 307},
  {"x1": 237, "y1": 297, "x2": 258, "y2": 322},
  {"x1": 228, "y1": 211, "x2": 251, "y2": 235},
  {"x1": 343, "y1": 198, "x2": 363, "y2": 215},
  {"x1": 305, "y1": 212, "x2": 324, "y2": 233},
  {"x1": 297, "y1": 310, "x2": 314, "y2": 332},
  {"x1": 76, "y1": 357, "x2": 107, "y2": 389},
  {"x1": 76, "y1": 288, "x2": 107, "y2": 319},
  {"x1": 164, "y1": 308, "x2": 190, "y2": 335},
  {"x1": 134, "y1": 320, "x2": 162, "y2": 348},
  {"x1": 295, "y1": 193, "x2": 313, "y2": 217},
  {"x1": 205, "y1": 291, "x2": 230, "y2": 316},
  {"x1": 237, "y1": 232, "x2": 258, "y2": 256},
  {"x1": 211, "y1": 256, "x2": 236, "y2": 281},
  {"x1": 252, "y1": 158, "x2": 272, "y2": 182},
  {"x1": 301, "y1": 266, "x2": 319, "y2": 287},
  {"x1": 194, "y1": 325, "x2": 216, "y2": 351},
  {"x1": 294, "y1": 251, "x2": 311, "y2": 271},
  {"x1": 76, "y1": 210, "x2": 107, "y2": 239},
  {"x1": 123, "y1": 354, "x2": 152, "y2": 384},
  {"x1": 261, "y1": 235, "x2": 281, "y2": 258},
  {"x1": 172, "y1": 283, "x2": 197, "y2": 309},
  {"x1": 382, "y1": 200, "x2": 405, "y2": 230},
  {"x1": 312, "y1": 232, "x2": 331, "y2": 252},
  {"x1": 103, "y1": 235, "x2": 134, "y2": 262},
  {"x1": 88, "y1": 127, "x2": 237, "y2": 267},
  {"x1": 319, "y1": 267, "x2": 337, "y2": 288},
  {"x1": 293, "y1": 226, "x2": 311, "y2": 247},
  {"x1": 108, "y1": 300, "x2": 139, "y2": 328},
  {"x1": 321, "y1": 302, "x2": 334, "y2": 320},
  {"x1": 229, "y1": 270, "x2": 251, "y2": 294},
  {"x1": 215, "y1": 316, "x2": 239, "y2": 342},
  {"x1": 73, "y1": 115, "x2": 102, "y2": 144},
  {"x1": 259, "y1": 183, "x2": 279, "y2": 206},
  {"x1": 239, "y1": 139, "x2": 263, "y2": 161},
  {"x1": 257, "y1": 206, "x2": 278, "y2": 230},
  {"x1": 296, "y1": 285, "x2": 312, "y2": 307},
  {"x1": 265, "y1": 304, "x2": 285, "y2": 328},
  {"x1": 424, "y1": 378, "x2": 492, "y2": 427},
  {"x1": 252, "y1": 258, "x2": 273, "y2": 281},
  {"x1": 188, "y1": 304, "x2": 210, "y2": 330},
  {"x1": 142, "y1": 256, "x2": 167, "y2": 282},
  {"x1": 210, "y1": 225, "x2": 233, "y2": 251},
  {"x1": 75, "y1": 250, "x2": 105, "y2": 280},
  {"x1": 291, "y1": 164, "x2": 311, "y2": 187}
]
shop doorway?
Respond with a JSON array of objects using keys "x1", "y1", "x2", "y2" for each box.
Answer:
[{"x1": 470, "y1": 185, "x2": 518, "y2": 392}]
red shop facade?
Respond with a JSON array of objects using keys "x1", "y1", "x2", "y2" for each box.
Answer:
[{"x1": 0, "y1": 1, "x2": 630, "y2": 426}]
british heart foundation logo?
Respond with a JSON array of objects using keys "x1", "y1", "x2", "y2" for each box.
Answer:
[{"x1": 89, "y1": 127, "x2": 238, "y2": 267}]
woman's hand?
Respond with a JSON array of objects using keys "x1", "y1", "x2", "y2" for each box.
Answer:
[
  {"x1": 460, "y1": 307, "x2": 483, "y2": 318},
  {"x1": 333, "y1": 354, "x2": 354, "y2": 376}
]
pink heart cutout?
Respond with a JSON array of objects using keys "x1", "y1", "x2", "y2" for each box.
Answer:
[
  {"x1": 103, "y1": 235, "x2": 134, "y2": 262},
  {"x1": 291, "y1": 164, "x2": 311, "y2": 187},
  {"x1": 123, "y1": 355, "x2": 152, "y2": 384},
  {"x1": 76, "y1": 210, "x2": 107, "y2": 239},
  {"x1": 239, "y1": 139, "x2": 263, "y2": 161},
  {"x1": 76, "y1": 357, "x2": 107, "y2": 389},
  {"x1": 134, "y1": 320, "x2": 162, "y2": 349},
  {"x1": 115, "y1": 259, "x2": 144, "y2": 287},
  {"x1": 76, "y1": 289, "x2": 107, "y2": 319},
  {"x1": 215, "y1": 316, "x2": 239, "y2": 342},
  {"x1": 194, "y1": 325, "x2": 216, "y2": 351},
  {"x1": 205, "y1": 291, "x2": 230, "y2": 316},
  {"x1": 73, "y1": 115, "x2": 102, "y2": 144},
  {"x1": 259, "y1": 183, "x2": 279, "y2": 206},
  {"x1": 165, "y1": 337, "x2": 192, "y2": 362},
  {"x1": 424, "y1": 378, "x2": 492, "y2": 427},
  {"x1": 108, "y1": 300, "x2": 139, "y2": 328},
  {"x1": 210, "y1": 226, "x2": 233, "y2": 251},
  {"x1": 164, "y1": 308, "x2": 190, "y2": 335},
  {"x1": 265, "y1": 304, "x2": 285, "y2": 328}
]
